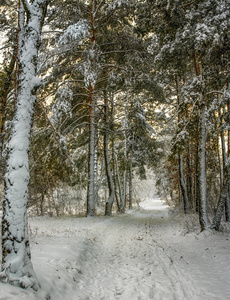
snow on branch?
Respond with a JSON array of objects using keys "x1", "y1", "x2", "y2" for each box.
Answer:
[
  {"x1": 59, "y1": 20, "x2": 90, "y2": 45},
  {"x1": 106, "y1": 0, "x2": 130, "y2": 11},
  {"x1": 50, "y1": 85, "x2": 73, "y2": 125}
]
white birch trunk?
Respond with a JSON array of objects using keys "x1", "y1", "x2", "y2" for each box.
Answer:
[{"x1": 1, "y1": 0, "x2": 48, "y2": 289}]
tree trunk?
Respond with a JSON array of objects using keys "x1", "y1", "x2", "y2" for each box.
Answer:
[
  {"x1": 87, "y1": 0, "x2": 97, "y2": 216},
  {"x1": 1, "y1": 0, "x2": 48, "y2": 290},
  {"x1": 114, "y1": 153, "x2": 122, "y2": 211},
  {"x1": 111, "y1": 95, "x2": 121, "y2": 212},
  {"x1": 94, "y1": 128, "x2": 99, "y2": 205},
  {"x1": 104, "y1": 91, "x2": 114, "y2": 216},
  {"x1": 40, "y1": 191, "x2": 45, "y2": 216},
  {"x1": 129, "y1": 158, "x2": 133, "y2": 210},
  {"x1": 176, "y1": 77, "x2": 189, "y2": 213},
  {"x1": 87, "y1": 86, "x2": 96, "y2": 216},
  {"x1": 211, "y1": 165, "x2": 229, "y2": 230},
  {"x1": 179, "y1": 155, "x2": 189, "y2": 214},
  {"x1": 228, "y1": 97, "x2": 230, "y2": 222},
  {"x1": 195, "y1": 141, "x2": 199, "y2": 213},
  {"x1": 199, "y1": 99, "x2": 209, "y2": 230},
  {"x1": 219, "y1": 105, "x2": 230, "y2": 222},
  {"x1": 120, "y1": 93, "x2": 128, "y2": 212},
  {"x1": 129, "y1": 133, "x2": 134, "y2": 210},
  {"x1": 186, "y1": 142, "x2": 193, "y2": 207}
]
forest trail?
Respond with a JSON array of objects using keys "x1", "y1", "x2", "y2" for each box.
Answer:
[
  {"x1": 1, "y1": 197, "x2": 230, "y2": 300},
  {"x1": 27, "y1": 197, "x2": 229, "y2": 300},
  {"x1": 73, "y1": 199, "x2": 198, "y2": 300}
]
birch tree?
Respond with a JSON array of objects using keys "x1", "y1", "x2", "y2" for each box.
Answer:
[{"x1": 1, "y1": 0, "x2": 49, "y2": 289}]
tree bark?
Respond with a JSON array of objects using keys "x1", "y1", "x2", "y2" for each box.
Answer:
[
  {"x1": 219, "y1": 105, "x2": 230, "y2": 222},
  {"x1": 176, "y1": 77, "x2": 189, "y2": 213},
  {"x1": 104, "y1": 91, "x2": 114, "y2": 216},
  {"x1": 1, "y1": 0, "x2": 48, "y2": 289},
  {"x1": 195, "y1": 140, "x2": 199, "y2": 213},
  {"x1": 129, "y1": 133, "x2": 134, "y2": 210},
  {"x1": 186, "y1": 142, "x2": 193, "y2": 207},
  {"x1": 87, "y1": 85, "x2": 96, "y2": 216},
  {"x1": 211, "y1": 165, "x2": 229, "y2": 230},
  {"x1": 120, "y1": 93, "x2": 128, "y2": 212},
  {"x1": 87, "y1": 0, "x2": 96, "y2": 216},
  {"x1": 129, "y1": 157, "x2": 133, "y2": 210},
  {"x1": 199, "y1": 99, "x2": 209, "y2": 230},
  {"x1": 94, "y1": 128, "x2": 99, "y2": 205},
  {"x1": 179, "y1": 155, "x2": 189, "y2": 213}
]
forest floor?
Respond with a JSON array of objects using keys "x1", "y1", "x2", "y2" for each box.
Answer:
[{"x1": 1, "y1": 196, "x2": 230, "y2": 300}]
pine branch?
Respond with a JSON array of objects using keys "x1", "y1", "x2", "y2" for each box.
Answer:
[
  {"x1": 181, "y1": 0, "x2": 199, "y2": 8},
  {"x1": 35, "y1": 99, "x2": 75, "y2": 168}
]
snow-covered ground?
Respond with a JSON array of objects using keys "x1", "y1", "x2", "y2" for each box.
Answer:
[{"x1": 1, "y1": 196, "x2": 230, "y2": 300}]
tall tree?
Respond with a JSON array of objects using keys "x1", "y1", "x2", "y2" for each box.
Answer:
[{"x1": 1, "y1": 0, "x2": 49, "y2": 289}]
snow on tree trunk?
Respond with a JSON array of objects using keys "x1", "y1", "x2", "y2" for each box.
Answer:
[
  {"x1": 199, "y1": 99, "x2": 209, "y2": 231},
  {"x1": 1, "y1": 0, "x2": 48, "y2": 289}
]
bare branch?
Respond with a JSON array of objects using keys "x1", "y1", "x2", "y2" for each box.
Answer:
[{"x1": 94, "y1": 0, "x2": 105, "y2": 17}]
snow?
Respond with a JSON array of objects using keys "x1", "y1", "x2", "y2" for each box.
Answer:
[
  {"x1": 1, "y1": 192, "x2": 230, "y2": 299},
  {"x1": 59, "y1": 20, "x2": 89, "y2": 45}
]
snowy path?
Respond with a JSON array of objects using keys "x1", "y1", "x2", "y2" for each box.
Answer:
[
  {"x1": 72, "y1": 206, "x2": 195, "y2": 300},
  {"x1": 1, "y1": 197, "x2": 230, "y2": 300}
]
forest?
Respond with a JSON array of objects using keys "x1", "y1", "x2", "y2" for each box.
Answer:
[{"x1": 0, "y1": 0, "x2": 230, "y2": 297}]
